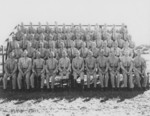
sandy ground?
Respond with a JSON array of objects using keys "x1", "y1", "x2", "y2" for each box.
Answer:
[
  {"x1": 0, "y1": 54, "x2": 150, "y2": 116},
  {"x1": 0, "y1": 90, "x2": 150, "y2": 116}
]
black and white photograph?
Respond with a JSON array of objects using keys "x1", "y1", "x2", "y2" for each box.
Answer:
[{"x1": 0, "y1": 0, "x2": 150, "y2": 116}]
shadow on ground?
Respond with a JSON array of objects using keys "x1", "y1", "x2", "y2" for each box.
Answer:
[{"x1": 0, "y1": 86, "x2": 146, "y2": 104}]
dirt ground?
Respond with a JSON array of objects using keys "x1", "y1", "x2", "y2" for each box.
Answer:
[
  {"x1": 0, "y1": 54, "x2": 150, "y2": 116},
  {"x1": 0, "y1": 89, "x2": 150, "y2": 116}
]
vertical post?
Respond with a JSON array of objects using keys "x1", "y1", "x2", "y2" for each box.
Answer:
[{"x1": 2, "y1": 46, "x2": 4, "y2": 77}]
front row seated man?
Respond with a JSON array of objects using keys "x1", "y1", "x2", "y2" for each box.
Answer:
[
  {"x1": 45, "y1": 51, "x2": 58, "y2": 90},
  {"x1": 85, "y1": 51, "x2": 97, "y2": 89},
  {"x1": 120, "y1": 51, "x2": 134, "y2": 90},
  {"x1": 133, "y1": 50, "x2": 147, "y2": 89},
  {"x1": 97, "y1": 49, "x2": 109, "y2": 90},
  {"x1": 18, "y1": 50, "x2": 32, "y2": 90},
  {"x1": 107, "y1": 51, "x2": 120, "y2": 90},
  {"x1": 3, "y1": 52, "x2": 17, "y2": 90},
  {"x1": 30, "y1": 51, "x2": 45, "y2": 90},
  {"x1": 58, "y1": 50, "x2": 71, "y2": 87},
  {"x1": 72, "y1": 50, "x2": 84, "y2": 90}
]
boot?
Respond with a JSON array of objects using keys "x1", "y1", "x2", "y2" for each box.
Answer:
[
  {"x1": 74, "y1": 80, "x2": 77, "y2": 91},
  {"x1": 81, "y1": 80, "x2": 84, "y2": 91}
]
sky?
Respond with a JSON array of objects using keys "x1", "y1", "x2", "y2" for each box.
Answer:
[{"x1": 0, "y1": 0, "x2": 150, "y2": 46}]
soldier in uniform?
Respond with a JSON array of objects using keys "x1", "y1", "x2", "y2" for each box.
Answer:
[
  {"x1": 8, "y1": 34, "x2": 19, "y2": 54},
  {"x1": 26, "y1": 42, "x2": 35, "y2": 59},
  {"x1": 72, "y1": 51, "x2": 84, "y2": 90},
  {"x1": 13, "y1": 43, "x2": 23, "y2": 61},
  {"x1": 91, "y1": 42, "x2": 99, "y2": 58},
  {"x1": 120, "y1": 51, "x2": 134, "y2": 90},
  {"x1": 133, "y1": 50, "x2": 147, "y2": 89},
  {"x1": 38, "y1": 42, "x2": 46, "y2": 59},
  {"x1": 108, "y1": 51, "x2": 120, "y2": 90},
  {"x1": 80, "y1": 42, "x2": 89, "y2": 59},
  {"x1": 85, "y1": 51, "x2": 97, "y2": 89},
  {"x1": 3, "y1": 52, "x2": 17, "y2": 90},
  {"x1": 30, "y1": 52, "x2": 45, "y2": 90},
  {"x1": 75, "y1": 33, "x2": 82, "y2": 50},
  {"x1": 17, "y1": 50, "x2": 32, "y2": 90},
  {"x1": 58, "y1": 51, "x2": 71, "y2": 87},
  {"x1": 97, "y1": 50, "x2": 109, "y2": 90},
  {"x1": 45, "y1": 52, "x2": 58, "y2": 91},
  {"x1": 20, "y1": 35, "x2": 29, "y2": 50},
  {"x1": 28, "y1": 22, "x2": 35, "y2": 34}
]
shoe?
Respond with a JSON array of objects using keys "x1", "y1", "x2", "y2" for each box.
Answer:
[{"x1": 81, "y1": 80, "x2": 84, "y2": 91}]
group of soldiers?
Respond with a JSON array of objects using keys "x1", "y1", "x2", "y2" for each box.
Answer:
[{"x1": 2, "y1": 22, "x2": 148, "y2": 92}]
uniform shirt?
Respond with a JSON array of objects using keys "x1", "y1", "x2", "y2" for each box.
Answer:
[
  {"x1": 72, "y1": 57, "x2": 84, "y2": 70},
  {"x1": 67, "y1": 47, "x2": 78, "y2": 59},
  {"x1": 27, "y1": 47, "x2": 35, "y2": 58},
  {"x1": 15, "y1": 31, "x2": 24, "y2": 41},
  {"x1": 34, "y1": 33, "x2": 40, "y2": 41},
  {"x1": 19, "y1": 39, "x2": 29, "y2": 50},
  {"x1": 46, "y1": 58, "x2": 58, "y2": 71},
  {"x1": 59, "y1": 57, "x2": 70, "y2": 69},
  {"x1": 31, "y1": 39, "x2": 38, "y2": 49},
  {"x1": 96, "y1": 39, "x2": 103, "y2": 48},
  {"x1": 133, "y1": 56, "x2": 146, "y2": 70},
  {"x1": 38, "y1": 48, "x2": 46, "y2": 59},
  {"x1": 110, "y1": 47, "x2": 121, "y2": 57},
  {"x1": 107, "y1": 55, "x2": 120, "y2": 71},
  {"x1": 120, "y1": 56, "x2": 133, "y2": 71},
  {"x1": 107, "y1": 37, "x2": 113, "y2": 48},
  {"x1": 33, "y1": 58, "x2": 45, "y2": 69},
  {"x1": 97, "y1": 56, "x2": 108, "y2": 71},
  {"x1": 85, "y1": 57, "x2": 96, "y2": 70},
  {"x1": 75, "y1": 39, "x2": 82, "y2": 49},
  {"x1": 57, "y1": 48, "x2": 67, "y2": 59},
  {"x1": 26, "y1": 33, "x2": 34, "y2": 41},
  {"x1": 122, "y1": 47, "x2": 133, "y2": 57},
  {"x1": 117, "y1": 38, "x2": 125, "y2": 49},
  {"x1": 20, "y1": 26, "x2": 27, "y2": 34},
  {"x1": 44, "y1": 26, "x2": 51, "y2": 34},
  {"x1": 13, "y1": 49, "x2": 23, "y2": 59},
  {"x1": 18, "y1": 57, "x2": 32, "y2": 69},
  {"x1": 8, "y1": 40, "x2": 20, "y2": 53},
  {"x1": 91, "y1": 47, "x2": 99, "y2": 58},
  {"x1": 80, "y1": 47, "x2": 89, "y2": 59},
  {"x1": 28, "y1": 26, "x2": 35, "y2": 34},
  {"x1": 36, "y1": 27, "x2": 44, "y2": 34},
  {"x1": 102, "y1": 47, "x2": 110, "y2": 57},
  {"x1": 5, "y1": 58, "x2": 17, "y2": 73}
]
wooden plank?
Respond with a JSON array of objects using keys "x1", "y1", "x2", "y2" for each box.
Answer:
[
  {"x1": 0, "y1": 53, "x2": 6, "y2": 55},
  {"x1": 19, "y1": 24, "x2": 127, "y2": 27},
  {"x1": 2, "y1": 46, "x2": 4, "y2": 77}
]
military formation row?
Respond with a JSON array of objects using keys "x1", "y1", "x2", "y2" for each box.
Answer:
[{"x1": 3, "y1": 48, "x2": 147, "y2": 91}]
